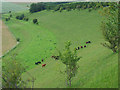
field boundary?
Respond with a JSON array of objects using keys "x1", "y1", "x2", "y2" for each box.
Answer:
[
  {"x1": 0, "y1": 42, "x2": 20, "y2": 59},
  {"x1": 1, "y1": 20, "x2": 19, "y2": 59}
]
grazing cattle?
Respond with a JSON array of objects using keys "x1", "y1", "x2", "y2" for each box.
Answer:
[
  {"x1": 88, "y1": 41, "x2": 91, "y2": 43},
  {"x1": 55, "y1": 56, "x2": 59, "y2": 60},
  {"x1": 78, "y1": 47, "x2": 80, "y2": 50},
  {"x1": 51, "y1": 56, "x2": 55, "y2": 58},
  {"x1": 84, "y1": 45, "x2": 86, "y2": 47},
  {"x1": 86, "y1": 42, "x2": 88, "y2": 44},
  {"x1": 35, "y1": 62, "x2": 38, "y2": 65},
  {"x1": 42, "y1": 64, "x2": 46, "y2": 67},
  {"x1": 38, "y1": 61, "x2": 41, "y2": 64},
  {"x1": 81, "y1": 46, "x2": 83, "y2": 48},
  {"x1": 51, "y1": 55, "x2": 59, "y2": 60},
  {"x1": 75, "y1": 48, "x2": 78, "y2": 50},
  {"x1": 41, "y1": 59, "x2": 44, "y2": 62}
]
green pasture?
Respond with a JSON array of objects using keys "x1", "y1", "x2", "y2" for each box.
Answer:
[
  {"x1": 2, "y1": 9, "x2": 118, "y2": 88},
  {"x1": 2, "y1": 2, "x2": 29, "y2": 14}
]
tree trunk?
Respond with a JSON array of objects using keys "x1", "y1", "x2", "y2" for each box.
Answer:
[
  {"x1": 112, "y1": 48, "x2": 117, "y2": 53},
  {"x1": 66, "y1": 79, "x2": 68, "y2": 86},
  {"x1": 69, "y1": 79, "x2": 71, "y2": 87}
]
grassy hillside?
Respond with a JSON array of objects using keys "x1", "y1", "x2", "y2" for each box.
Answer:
[
  {"x1": 1, "y1": 2, "x2": 29, "y2": 14},
  {"x1": 2, "y1": 9, "x2": 118, "y2": 88}
]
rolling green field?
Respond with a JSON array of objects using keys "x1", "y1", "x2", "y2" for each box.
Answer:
[
  {"x1": 2, "y1": 9, "x2": 118, "y2": 88},
  {"x1": 1, "y1": 2, "x2": 29, "y2": 14}
]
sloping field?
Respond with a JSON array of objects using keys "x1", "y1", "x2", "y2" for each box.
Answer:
[
  {"x1": 0, "y1": 20, "x2": 2, "y2": 57},
  {"x1": 2, "y1": 9, "x2": 118, "y2": 88},
  {"x1": 1, "y1": 20, "x2": 17, "y2": 55},
  {"x1": 1, "y1": 2, "x2": 29, "y2": 14}
]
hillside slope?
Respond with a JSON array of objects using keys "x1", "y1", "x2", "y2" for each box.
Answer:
[
  {"x1": 2, "y1": 9, "x2": 118, "y2": 88},
  {"x1": 2, "y1": 2, "x2": 29, "y2": 13}
]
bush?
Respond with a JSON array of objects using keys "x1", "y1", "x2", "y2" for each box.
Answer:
[
  {"x1": 10, "y1": 14, "x2": 12, "y2": 17},
  {"x1": 16, "y1": 16, "x2": 20, "y2": 19},
  {"x1": 8, "y1": 18, "x2": 10, "y2": 20},
  {"x1": 5, "y1": 18, "x2": 10, "y2": 21},
  {"x1": 33, "y1": 19, "x2": 38, "y2": 24},
  {"x1": 36, "y1": 22, "x2": 39, "y2": 25},
  {"x1": 19, "y1": 14, "x2": 24, "y2": 20},
  {"x1": 16, "y1": 38, "x2": 20, "y2": 42},
  {"x1": 24, "y1": 18, "x2": 29, "y2": 21},
  {"x1": 9, "y1": 11, "x2": 11, "y2": 13},
  {"x1": 26, "y1": 18, "x2": 29, "y2": 21},
  {"x1": 88, "y1": 8, "x2": 92, "y2": 12},
  {"x1": 5, "y1": 18, "x2": 8, "y2": 21}
]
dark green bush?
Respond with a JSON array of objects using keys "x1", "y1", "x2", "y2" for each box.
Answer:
[
  {"x1": 16, "y1": 16, "x2": 20, "y2": 19},
  {"x1": 19, "y1": 14, "x2": 24, "y2": 20},
  {"x1": 16, "y1": 38, "x2": 20, "y2": 42},
  {"x1": 9, "y1": 11, "x2": 11, "y2": 13},
  {"x1": 88, "y1": 8, "x2": 92, "y2": 12},
  {"x1": 33, "y1": 19, "x2": 38, "y2": 24},
  {"x1": 10, "y1": 14, "x2": 12, "y2": 17},
  {"x1": 5, "y1": 17, "x2": 10, "y2": 21},
  {"x1": 5, "y1": 18, "x2": 8, "y2": 21}
]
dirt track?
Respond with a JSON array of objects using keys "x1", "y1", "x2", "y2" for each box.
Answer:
[{"x1": 1, "y1": 20, "x2": 17, "y2": 56}]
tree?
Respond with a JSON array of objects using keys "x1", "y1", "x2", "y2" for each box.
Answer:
[
  {"x1": 10, "y1": 14, "x2": 12, "y2": 17},
  {"x1": 16, "y1": 16, "x2": 20, "y2": 19},
  {"x1": 19, "y1": 14, "x2": 24, "y2": 20},
  {"x1": 16, "y1": 38, "x2": 20, "y2": 42},
  {"x1": 88, "y1": 8, "x2": 92, "y2": 12},
  {"x1": 5, "y1": 18, "x2": 9, "y2": 21},
  {"x1": 2, "y1": 55, "x2": 36, "y2": 88},
  {"x1": 58, "y1": 41, "x2": 81, "y2": 87},
  {"x1": 2, "y1": 59, "x2": 26, "y2": 88},
  {"x1": 76, "y1": 5, "x2": 81, "y2": 11},
  {"x1": 33, "y1": 19, "x2": 38, "y2": 24},
  {"x1": 100, "y1": 4, "x2": 118, "y2": 53},
  {"x1": 9, "y1": 11, "x2": 11, "y2": 13}
]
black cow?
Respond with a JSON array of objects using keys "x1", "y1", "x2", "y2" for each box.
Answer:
[
  {"x1": 81, "y1": 46, "x2": 83, "y2": 48},
  {"x1": 84, "y1": 45, "x2": 86, "y2": 47},
  {"x1": 38, "y1": 61, "x2": 41, "y2": 64},
  {"x1": 42, "y1": 59, "x2": 44, "y2": 62},
  {"x1": 51, "y1": 55, "x2": 59, "y2": 60},
  {"x1": 88, "y1": 41, "x2": 91, "y2": 43},
  {"x1": 78, "y1": 47, "x2": 80, "y2": 50},
  {"x1": 35, "y1": 62, "x2": 38, "y2": 65}
]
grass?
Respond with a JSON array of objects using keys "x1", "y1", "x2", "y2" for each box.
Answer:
[
  {"x1": 1, "y1": 2, "x2": 29, "y2": 14},
  {"x1": 2, "y1": 9, "x2": 118, "y2": 88}
]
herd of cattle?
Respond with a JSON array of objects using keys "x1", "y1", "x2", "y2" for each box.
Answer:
[
  {"x1": 75, "y1": 41, "x2": 91, "y2": 50},
  {"x1": 35, "y1": 59, "x2": 46, "y2": 67},
  {"x1": 35, "y1": 41, "x2": 91, "y2": 67}
]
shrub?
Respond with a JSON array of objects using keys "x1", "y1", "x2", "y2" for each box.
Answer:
[
  {"x1": 33, "y1": 19, "x2": 38, "y2": 24},
  {"x1": 36, "y1": 22, "x2": 38, "y2": 25},
  {"x1": 88, "y1": 8, "x2": 92, "y2": 12},
  {"x1": 10, "y1": 14, "x2": 12, "y2": 17},
  {"x1": 19, "y1": 14, "x2": 24, "y2": 20},
  {"x1": 24, "y1": 18, "x2": 29, "y2": 21},
  {"x1": 5, "y1": 18, "x2": 10, "y2": 21},
  {"x1": 9, "y1": 11, "x2": 11, "y2": 13},
  {"x1": 16, "y1": 16, "x2": 20, "y2": 19},
  {"x1": 5, "y1": 18, "x2": 8, "y2": 21},
  {"x1": 16, "y1": 38, "x2": 20, "y2": 42},
  {"x1": 8, "y1": 18, "x2": 10, "y2": 20}
]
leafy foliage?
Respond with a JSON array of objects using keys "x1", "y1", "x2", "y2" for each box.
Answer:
[
  {"x1": 33, "y1": 19, "x2": 38, "y2": 24},
  {"x1": 100, "y1": 3, "x2": 118, "y2": 53},
  {"x1": 58, "y1": 41, "x2": 81, "y2": 87},
  {"x1": 29, "y1": 2, "x2": 111, "y2": 13},
  {"x1": 2, "y1": 59, "x2": 26, "y2": 88}
]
